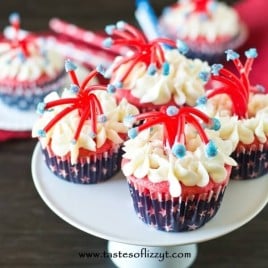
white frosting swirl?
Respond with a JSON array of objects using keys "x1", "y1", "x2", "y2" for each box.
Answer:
[
  {"x1": 110, "y1": 49, "x2": 209, "y2": 106},
  {"x1": 159, "y1": 0, "x2": 241, "y2": 42},
  {"x1": 0, "y1": 37, "x2": 64, "y2": 82},
  {"x1": 197, "y1": 93, "x2": 268, "y2": 149},
  {"x1": 122, "y1": 125, "x2": 236, "y2": 197},
  {"x1": 32, "y1": 89, "x2": 139, "y2": 164}
]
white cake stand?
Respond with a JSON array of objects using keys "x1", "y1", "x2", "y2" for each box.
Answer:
[{"x1": 31, "y1": 144, "x2": 268, "y2": 268}]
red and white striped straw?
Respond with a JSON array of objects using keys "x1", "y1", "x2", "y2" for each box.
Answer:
[{"x1": 49, "y1": 18, "x2": 129, "y2": 56}]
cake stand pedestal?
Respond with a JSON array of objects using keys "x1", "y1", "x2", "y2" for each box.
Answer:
[{"x1": 31, "y1": 144, "x2": 268, "y2": 268}]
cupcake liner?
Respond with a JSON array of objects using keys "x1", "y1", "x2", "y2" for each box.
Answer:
[
  {"x1": 42, "y1": 144, "x2": 123, "y2": 184},
  {"x1": 231, "y1": 142, "x2": 268, "y2": 180},
  {"x1": 127, "y1": 178, "x2": 227, "y2": 232},
  {"x1": 0, "y1": 71, "x2": 66, "y2": 111}
]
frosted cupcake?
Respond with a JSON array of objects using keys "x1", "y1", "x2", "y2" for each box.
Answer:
[
  {"x1": 32, "y1": 60, "x2": 139, "y2": 184},
  {"x1": 196, "y1": 48, "x2": 268, "y2": 180},
  {"x1": 0, "y1": 13, "x2": 66, "y2": 110},
  {"x1": 103, "y1": 21, "x2": 210, "y2": 112},
  {"x1": 122, "y1": 105, "x2": 236, "y2": 232},
  {"x1": 158, "y1": 0, "x2": 247, "y2": 63}
]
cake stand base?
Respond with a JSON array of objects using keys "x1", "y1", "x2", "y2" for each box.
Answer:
[{"x1": 108, "y1": 241, "x2": 197, "y2": 268}]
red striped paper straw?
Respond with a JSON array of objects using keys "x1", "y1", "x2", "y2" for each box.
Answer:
[{"x1": 49, "y1": 18, "x2": 128, "y2": 56}]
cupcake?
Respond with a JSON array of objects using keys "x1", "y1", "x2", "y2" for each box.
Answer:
[
  {"x1": 122, "y1": 105, "x2": 236, "y2": 232},
  {"x1": 158, "y1": 0, "x2": 248, "y2": 63},
  {"x1": 0, "y1": 13, "x2": 66, "y2": 111},
  {"x1": 196, "y1": 48, "x2": 268, "y2": 180},
  {"x1": 32, "y1": 60, "x2": 139, "y2": 184},
  {"x1": 103, "y1": 21, "x2": 210, "y2": 112}
]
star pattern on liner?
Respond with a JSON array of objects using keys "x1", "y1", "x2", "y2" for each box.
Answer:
[
  {"x1": 90, "y1": 165, "x2": 97, "y2": 172},
  {"x1": 102, "y1": 168, "x2": 108, "y2": 175},
  {"x1": 147, "y1": 207, "x2": 155, "y2": 216},
  {"x1": 49, "y1": 163, "x2": 57, "y2": 172},
  {"x1": 137, "y1": 201, "x2": 143, "y2": 208},
  {"x1": 59, "y1": 169, "x2": 68, "y2": 178},
  {"x1": 164, "y1": 224, "x2": 173, "y2": 232},
  {"x1": 199, "y1": 210, "x2": 207, "y2": 218},
  {"x1": 70, "y1": 166, "x2": 79, "y2": 176},
  {"x1": 187, "y1": 223, "x2": 199, "y2": 231},
  {"x1": 259, "y1": 154, "x2": 266, "y2": 161},
  {"x1": 81, "y1": 176, "x2": 91, "y2": 183},
  {"x1": 207, "y1": 207, "x2": 215, "y2": 217},
  {"x1": 159, "y1": 208, "x2": 167, "y2": 217}
]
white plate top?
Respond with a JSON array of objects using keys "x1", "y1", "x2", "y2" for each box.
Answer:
[{"x1": 31, "y1": 143, "x2": 268, "y2": 246}]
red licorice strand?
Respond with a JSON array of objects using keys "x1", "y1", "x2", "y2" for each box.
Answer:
[
  {"x1": 152, "y1": 38, "x2": 177, "y2": 48},
  {"x1": 207, "y1": 87, "x2": 246, "y2": 117},
  {"x1": 137, "y1": 116, "x2": 168, "y2": 133},
  {"x1": 44, "y1": 98, "x2": 78, "y2": 110},
  {"x1": 112, "y1": 39, "x2": 145, "y2": 51},
  {"x1": 82, "y1": 85, "x2": 107, "y2": 93},
  {"x1": 165, "y1": 115, "x2": 180, "y2": 146},
  {"x1": 244, "y1": 58, "x2": 254, "y2": 75},
  {"x1": 88, "y1": 93, "x2": 104, "y2": 115},
  {"x1": 80, "y1": 70, "x2": 99, "y2": 90},
  {"x1": 176, "y1": 114, "x2": 185, "y2": 145},
  {"x1": 184, "y1": 114, "x2": 209, "y2": 144},
  {"x1": 111, "y1": 54, "x2": 137, "y2": 73},
  {"x1": 134, "y1": 111, "x2": 164, "y2": 122},
  {"x1": 73, "y1": 105, "x2": 91, "y2": 141},
  {"x1": 68, "y1": 69, "x2": 80, "y2": 87},
  {"x1": 111, "y1": 29, "x2": 137, "y2": 43},
  {"x1": 153, "y1": 43, "x2": 165, "y2": 68},
  {"x1": 179, "y1": 107, "x2": 211, "y2": 126},
  {"x1": 44, "y1": 106, "x2": 77, "y2": 133},
  {"x1": 89, "y1": 97, "x2": 97, "y2": 136},
  {"x1": 123, "y1": 23, "x2": 147, "y2": 44}
]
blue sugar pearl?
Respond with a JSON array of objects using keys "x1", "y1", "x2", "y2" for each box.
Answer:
[
  {"x1": 70, "y1": 139, "x2": 77, "y2": 145},
  {"x1": 65, "y1": 59, "x2": 77, "y2": 72},
  {"x1": 147, "y1": 63, "x2": 157, "y2": 75},
  {"x1": 255, "y1": 84, "x2": 266, "y2": 93},
  {"x1": 114, "y1": 81, "x2": 123, "y2": 88},
  {"x1": 166, "y1": 105, "x2": 179, "y2": 116},
  {"x1": 17, "y1": 51, "x2": 25, "y2": 62},
  {"x1": 98, "y1": 114, "x2": 107, "y2": 123},
  {"x1": 172, "y1": 143, "x2": 186, "y2": 158},
  {"x1": 196, "y1": 96, "x2": 207, "y2": 106},
  {"x1": 89, "y1": 132, "x2": 96, "y2": 139},
  {"x1": 225, "y1": 49, "x2": 240, "y2": 61},
  {"x1": 123, "y1": 115, "x2": 135, "y2": 127},
  {"x1": 245, "y1": 48, "x2": 258, "y2": 59},
  {"x1": 206, "y1": 140, "x2": 218, "y2": 157},
  {"x1": 70, "y1": 84, "x2": 79, "y2": 94},
  {"x1": 199, "y1": 71, "x2": 210, "y2": 82},
  {"x1": 107, "y1": 84, "x2": 116, "y2": 93},
  {"x1": 37, "y1": 129, "x2": 46, "y2": 138},
  {"x1": 128, "y1": 128, "x2": 138, "y2": 139},
  {"x1": 36, "y1": 102, "x2": 46, "y2": 115},
  {"x1": 96, "y1": 64, "x2": 105, "y2": 75},
  {"x1": 211, "y1": 64, "x2": 223, "y2": 76},
  {"x1": 9, "y1": 12, "x2": 20, "y2": 23},
  {"x1": 102, "y1": 37, "x2": 113, "y2": 48},
  {"x1": 116, "y1": 20, "x2": 126, "y2": 30},
  {"x1": 176, "y1": 40, "x2": 189, "y2": 55},
  {"x1": 162, "y1": 62, "x2": 170, "y2": 76},
  {"x1": 211, "y1": 118, "x2": 221, "y2": 131},
  {"x1": 105, "y1": 24, "x2": 115, "y2": 35}
]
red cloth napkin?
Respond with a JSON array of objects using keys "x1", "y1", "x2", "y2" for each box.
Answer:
[{"x1": 0, "y1": 0, "x2": 267, "y2": 142}]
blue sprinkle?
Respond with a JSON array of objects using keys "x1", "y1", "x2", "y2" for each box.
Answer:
[
  {"x1": 172, "y1": 143, "x2": 186, "y2": 158},
  {"x1": 36, "y1": 102, "x2": 46, "y2": 115},
  {"x1": 245, "y1": 48, "x2": 258, "y2": 59},
  {"x1": 123, "y1": 115, "x2": 135, "y2": 127},
  {"x1": 96, "y1": 64, "x2": 106, "y2": 75},
  {"x1": 114, "y1": 81, "x2": 123, "y2": 88},
  {"x1": 105, "y1": 24, "x2": 115, "y2": 35},
  {"x1": 255, "y1": 84, "x2": 266, "y2": 93},
  {"x1": 65, "y1": 59, "x2": 77, "y2": 72},
  {"x1": 206, "y1": 140, "x2": 218, "y2": 157},
  {"x1": 208, "y1": 1, "x2": 218, "y2": 12},
  {"x1": 102, "y1": 37, "x2": 113, "y2": 48},
  {"x1": 70, "y1": 84, "x2": 79, "y2": 93},
  {"x1": 176, "y1": 40, "x2": 189, "y2": 55},
  {"x1": 37, "y1": 129, "x2": 46, "y2": 138},
  {"x1": 70, "y1": 139, "x2": 77, "y2": 145},
  {"x1": 210, "y1": 118, "x2": 221, "y2": 131},
  {"x1": 116, "y1": 20, "x2": 126, "y2": 30},
  {"x1": 199, "y1": 71, "x2": 210, "y2": 82},
  {"x1": 147, "y1": 63, "x2": 157, "y2": 75},
  {"x1": 225, "y1": 49, "x2": 240, "y2": 61},
  {"x1": 162, "y1": 62, "x2": 170, "y2": 76},
  {"x1": 211, "y1": 64, "x2": 223, "y2": 75},
  {"x1": 196, "y1": 96, "x2": 207, "y2": 106},
  {"x1": 89, "y1": 132, "x2": 96, "y2": 139},
  {"x1": 128, "y1": 128, "x2": 138, "y2": 139},
  {"x1": 107, "y1": 84, "x2": 116, "y2": 93},
  {"x1": 166, "y1": 105, "x2": 179, "y2": 116},
  {"x1": 17, "y1": 51, "x2": 25, "y2": 62},
  {"x1": 9, "y1": 12, "x2": 20, "y2": 23},
  {"x1": 98, "y1": 114, "x2": 107, "y2": 123}
]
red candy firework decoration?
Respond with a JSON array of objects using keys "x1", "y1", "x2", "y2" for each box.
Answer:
[
  {"x1": 126, "y1": 105, "x2": 220, "y2": 158},
  {"x1": 103, "y1": 21, "x2": 188, "y2": 85},
  {"x1": 198, "y1": 48, "x2": 266, "y2": 119},
  {"x1": 6, "y1": 13, "x2": 37, "y2": 58},
  {"x1": 37, "y1": 60, "x2": 112, "y2": 143}
]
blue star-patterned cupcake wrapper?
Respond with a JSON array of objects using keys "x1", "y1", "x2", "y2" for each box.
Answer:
[
  {"x1": 0, "y1": 70, "x2": 66, "y2": 111},
  {"x1": 230, "y1": 142, "x2": 268, "y2": 180},
  {"x1": 127, "y1": 179, "x2": 227, "y2": 232},
  {"x1": 42, "y1": 144, "x2": 123, "y2": 184}
]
